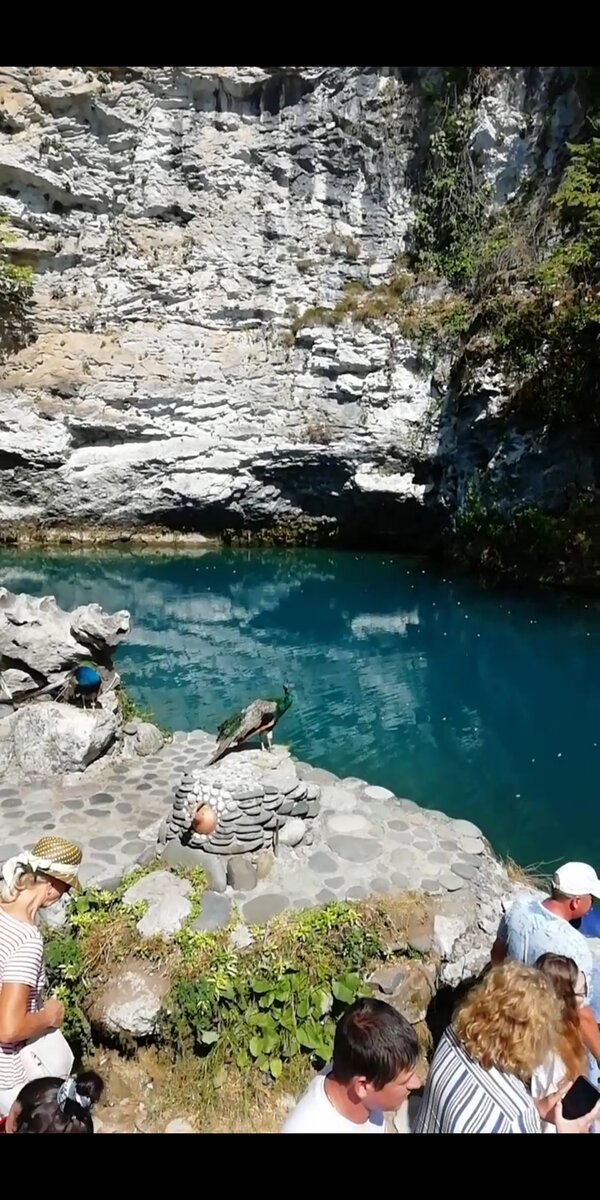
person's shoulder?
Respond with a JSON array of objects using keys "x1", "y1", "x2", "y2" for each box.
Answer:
[
  {"x1": 0, "y1": 911, "x2": 43, "y2": 946},
  {"x1": 279, "y1": 1076, "x2": 322, "y2": 1133}
]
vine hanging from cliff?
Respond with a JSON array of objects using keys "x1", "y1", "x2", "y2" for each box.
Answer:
[
  {"x1": 408, "y1": 68, "x2": 491, "y2": 286},
  {"x1": 0, "y1": 216, "x2": 34, "y2": 360}
]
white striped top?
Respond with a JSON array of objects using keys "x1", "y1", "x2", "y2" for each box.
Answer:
[
  {"x1": 415, "y1": 1028, "x2": 542, "y2": 1134},
  {"x1": 0, "y1": 909, "x2": 46, "y2": 1090}
]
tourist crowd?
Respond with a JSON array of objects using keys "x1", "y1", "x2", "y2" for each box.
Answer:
[{"x1": 2, "y1": 831, "x2": 600, "y2": 1134}]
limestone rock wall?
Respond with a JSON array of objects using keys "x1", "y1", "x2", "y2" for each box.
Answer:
[{"x1": 0, "y1": 67, "x2": 590, "y2": 542}]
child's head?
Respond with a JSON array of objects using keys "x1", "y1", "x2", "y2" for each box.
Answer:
[
  {"x1": 331, "y1": 996, "x2": 420, "y2": 1111},
  {"x1": 9, "y1": 1071, "x2": 104, "y2": 1134}
]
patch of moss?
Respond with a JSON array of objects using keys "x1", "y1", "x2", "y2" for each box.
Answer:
[{"x1": 223, "y1": 516, "x2": 337, "y2": 548}]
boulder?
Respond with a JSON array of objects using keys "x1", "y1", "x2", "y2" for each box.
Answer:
[
  {"x1": 121, "y1": 721, "x2": 165, "y2": 758},
  {"x1": 89, "y1": 957, "x2": 170, "y2": 1038},
  {"x1": 0, "y1": 699, "x2": 118, "y2": 776},
  {"x1": 375, "y1": 960, "x2": 437, "y2": 1025},
  {"x1": 0, "y1": 587, "x2": 129, "y2": 687},
  {"x1": 122, "y1": 871, "x2": 192, "y2": 938}
]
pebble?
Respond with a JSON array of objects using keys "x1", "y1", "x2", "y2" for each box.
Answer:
[
  {"x1": 452, "y1": 819, "x2": 483, "y2": 839},
  {"x1": 364, "y1": 785, "x2": 395, "y2": 801},
  {"x1": 439, "y1": 871, "x2": 466, "y2": 892},
  {"x1": 165, "y1": 1119, "x2": 196, "y2": 1134},
  {"x1": 227, "y1": 858, "x2": 257, "y2": 890},
  {"x1": 327, "y1": 812, "x2": 370, "y2": 835},
  {"x1": 192, "y1": 892, "x2": 232, "y2": 932},
  {"x1": 327, "y1": 835, "x2": 381, "y2": 863},
  {"x1": 242, "y1": 893, "x2": 289, "y2": 925}
]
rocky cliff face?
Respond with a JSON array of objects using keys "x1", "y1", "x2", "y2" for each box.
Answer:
[{"x1": 0, "y1": 66, "x2": 594, "y2": 549}]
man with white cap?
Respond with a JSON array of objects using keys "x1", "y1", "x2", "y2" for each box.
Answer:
[{"x1": 491, "y1": 862, "x2": 600, "y2": 1074}]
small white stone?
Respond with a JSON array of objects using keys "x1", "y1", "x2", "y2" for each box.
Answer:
[{"x1": 363, "y1": 785, "x2": 394, "y2": 801}]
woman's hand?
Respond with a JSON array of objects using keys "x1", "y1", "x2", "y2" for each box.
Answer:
[
  {"x1": 534, "y1": 1082, "x2": 571, "y2": 1123},
  {"x1": 42, "y1": 996, "x2": 64, "y2": 1029},
  {"x1": 555, "y1": 1097, "x2": 600, "y2": 1134}
]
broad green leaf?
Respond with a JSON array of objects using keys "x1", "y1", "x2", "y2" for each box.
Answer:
[
  {"x1": 258, "y1": 992, "x2": 275, "y2": 1008},
  {"x1": 262, "y1": 1032, "x2": 278, "y2": 1055},
  {"x1": 200, "y1": 1030, "x2": 219, "y2": 1045},
  {"x1": 339, "y1": 972, "x2": 361, "y2": 991},
  {"x1": 249, "y1": 1035, "x2": 263, "y2": 1058},
  {"x1": 274, "y1": 978, "x2": 291, "y2": 1002},
  {"x1": 236, "y1": 1048, "x2": 250, "y2": 1069},
  {"x1": 332, "y1": 980, "x2": 354, "y2": 1004},
  {"x1": 251, "y1": 977, "x2": 273, "y2": 994},
  {"x1": 278, "y1": 1009, "x2": 296, "y2": 1031},
  {"x1": 312, "y1": 987, "x2": 333, "y2": 1016},
  {"x1": 281, "y1": 1032, "x2": 299, "y2": 1058},
  {"x1": 256, "y1": 1053, "x2": 269, "y2": 1071},
  {"x1": 297, "y1": 1022, "x2": 319, "y2": 1050},
  {"x1": 296, "y1": 995, "x2": 309, "y2": 1019},
  {"x1": 270, "y1": 1057, "x2": 283, "y2": 1080}
]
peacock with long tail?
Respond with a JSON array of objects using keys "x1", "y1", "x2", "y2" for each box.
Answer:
[{"x1": 206, "y1": 685, "x2": 292, "y2": 765}]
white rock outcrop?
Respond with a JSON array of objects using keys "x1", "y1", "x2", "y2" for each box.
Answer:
[
  {"x1": 0, "y1": 697, "x2": 119, "y2": 776},
  {"x1": 0, "y1": 67, "x2": 590, "y2": 541},
  {"x1": 0, "y1": 586, "x2": 129, "y2": 688}
]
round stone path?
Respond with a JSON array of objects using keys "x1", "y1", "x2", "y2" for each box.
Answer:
[{"x1": 0, "y1": 730, "x2": 488, "y2": 915}]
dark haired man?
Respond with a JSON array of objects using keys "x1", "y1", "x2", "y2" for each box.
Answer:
[{"x1": 280, "y1": 997, "x2": 420, "y2": 1133}]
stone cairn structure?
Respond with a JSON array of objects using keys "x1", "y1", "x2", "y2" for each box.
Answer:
[{"x1": 160, "y1": 751, "x2": 321, "y2": 864}]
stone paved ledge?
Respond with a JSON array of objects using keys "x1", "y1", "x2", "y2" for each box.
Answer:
[{"x1": 0, "y1": 727, "x2": 516, "y2": 986}]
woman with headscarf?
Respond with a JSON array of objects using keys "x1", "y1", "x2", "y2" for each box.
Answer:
[{"x1": 0, "y1": 836, "x2": 82, "y2": 1116}]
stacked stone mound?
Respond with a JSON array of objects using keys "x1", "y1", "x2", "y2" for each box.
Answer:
[{"x1": 162, "y1": 752, "x2": 321, "y2": 856}]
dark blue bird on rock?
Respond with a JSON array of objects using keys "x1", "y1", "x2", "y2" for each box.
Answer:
[{"x1": 71, "y1": 662, "x2": 102, "y2": 709}]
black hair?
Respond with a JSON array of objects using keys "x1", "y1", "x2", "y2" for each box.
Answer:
[
  {"x1": 12, "y1": 1070, "x2": 104, "y2": 1134},
  {"x1": 331, "y1": 997, "x2": 418, "y2": 1089}
]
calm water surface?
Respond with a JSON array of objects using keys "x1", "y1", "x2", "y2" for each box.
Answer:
[{"x1": 1, "y1": 548, "x2": 598, "y2": 869}]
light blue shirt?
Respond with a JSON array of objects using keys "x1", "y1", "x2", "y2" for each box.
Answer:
[{"x1": 498, "y1": 895, "x2": 594, "y2": 1003}]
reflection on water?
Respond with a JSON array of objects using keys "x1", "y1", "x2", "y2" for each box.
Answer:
[{"x1": 1, "y1": 547, "x2": 598, "y2": 868}]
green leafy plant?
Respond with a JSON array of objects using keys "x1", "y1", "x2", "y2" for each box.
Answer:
[{"x1": 0, "y1": 216, "x2": 34, "y2": 358}]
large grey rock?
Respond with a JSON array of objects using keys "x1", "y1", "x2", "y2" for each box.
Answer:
[
  {"x1": 89, "y1": 958, "x2": 170, "y2": 1038},
  {"x1": 121, "y1": 721, "x2": 165, "y2": 759},
  {"x1": 0, "y1": 700, "x2": 118, "y2": 776},
  {"x1": 122, "y1": 871, "x2": 192, "y2": 938},
  {"x1": 0, "y1": 588, "x2": 129, "y2": 685}
]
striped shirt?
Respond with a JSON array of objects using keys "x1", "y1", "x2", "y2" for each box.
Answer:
[
  {"x1": 0, "y1": 909, "x2": 45, "y2": 1089},
  {"x1": 415, "y1": 1028, "x2": 541, "y2": 1134}
]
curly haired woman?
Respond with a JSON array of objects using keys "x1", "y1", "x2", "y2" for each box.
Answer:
[
  {"x1": 415, "y1": 961, "x2": 599, "y2": 1134},
  {"x1": 531, "y1": 954, "x2": 588, "y2": 1133}
]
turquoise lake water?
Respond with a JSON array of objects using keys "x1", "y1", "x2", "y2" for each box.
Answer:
[{"x1": 1, "y1": 547, "x2": 598, "y2": 870}]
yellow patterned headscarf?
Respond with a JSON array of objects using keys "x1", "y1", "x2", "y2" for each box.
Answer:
[{"x1": 3, "y1": 836, "x2": 82, "y2": 890}]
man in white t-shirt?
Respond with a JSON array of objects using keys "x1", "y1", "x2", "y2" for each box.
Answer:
[{"x1": 280, "y1": 997, "x2": 420, "y2": 1134}]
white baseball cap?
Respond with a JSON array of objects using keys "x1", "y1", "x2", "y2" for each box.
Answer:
[{"x1": 553, "y1": 862, "x2": 600, "y2": 899}]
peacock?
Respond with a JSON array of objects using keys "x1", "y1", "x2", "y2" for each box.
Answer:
[
  {"x1": 207, "y1": 685, "x2": 292, "y2": 765},
  {"x1": 55, "y1": 661, "x2": 103, "y2": 709}
]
